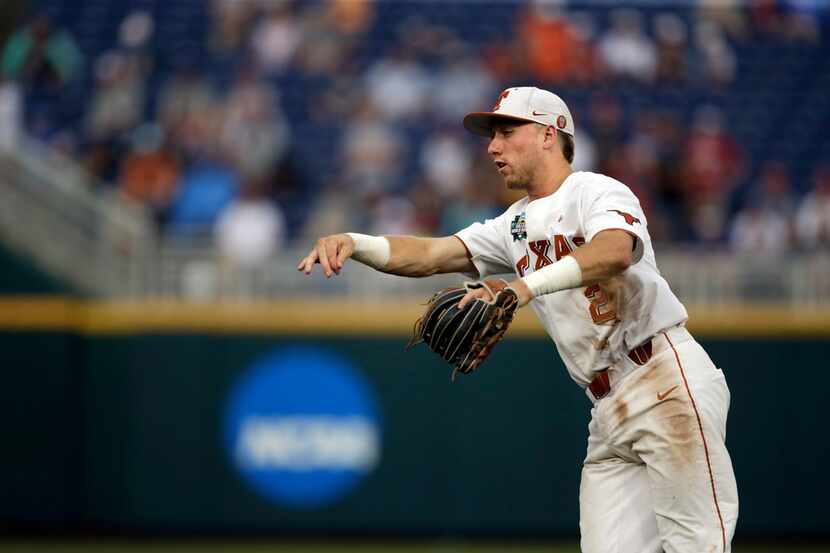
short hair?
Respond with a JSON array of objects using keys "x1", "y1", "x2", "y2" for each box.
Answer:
[{"x1": 558, "y1": 130, "x2": 575, "y2": 164}]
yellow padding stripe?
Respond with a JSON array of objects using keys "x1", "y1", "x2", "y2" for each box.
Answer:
[{"x1": 0, "y1": 297, "x2": 828, "y2": 337}]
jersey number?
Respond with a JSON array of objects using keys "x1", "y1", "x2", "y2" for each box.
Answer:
[{"x1": 584, "y1": 284, "x2": 617, "y2": 324}]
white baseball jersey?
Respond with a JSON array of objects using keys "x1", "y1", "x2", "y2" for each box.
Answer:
[{"x1": 455, "y1": 171, "x2": 688, "y2": 387}]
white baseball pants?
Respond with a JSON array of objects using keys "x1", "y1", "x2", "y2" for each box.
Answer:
[{"x1": 579, "y1": 326, "x2": 739, "y2": 553}]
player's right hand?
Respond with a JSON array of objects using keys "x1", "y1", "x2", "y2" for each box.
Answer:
[{"x1": 297, "y1": 234, "x2": 355, "y2": 278}]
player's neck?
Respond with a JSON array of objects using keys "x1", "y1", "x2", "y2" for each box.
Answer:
[{"x1": 527, "y1": 164, "x2": 573, "y2": 202}]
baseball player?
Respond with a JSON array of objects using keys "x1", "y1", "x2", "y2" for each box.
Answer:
[{"x1": 298, "y1": 86, "x2": 738, "y2": 553}]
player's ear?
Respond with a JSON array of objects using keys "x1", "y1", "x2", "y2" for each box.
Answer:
[{"x1": 542, "y1": 125, "x2": 558, "y2": 150}]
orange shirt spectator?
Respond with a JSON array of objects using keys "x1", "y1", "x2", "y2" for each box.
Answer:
[
  {"x1": 517, "y1": 6, "x2": 580, "y2": 83},
  {"x1": 681, "y1": 107, "x2": 743, "y2": 204},
  {"x1": 120, "y1": 147, "x2": 180, "y2": 212}
]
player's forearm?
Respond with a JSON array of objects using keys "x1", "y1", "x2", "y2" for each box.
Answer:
[
  {"x1": 571, "y1": 239, "x2": 632, "y2": 285},
  {"x1": 347, "y1": 234, "x2": 442, "y2": 276},
  {"x1": 510, "y1": 231, "x2": 633, "y2": 306},
  {"x1": 299, "y1": 232, "x2": 473, "y2": 278},
  {"x1": 383, "y1": 236, "x2": 475, "y2": 277},
  {"x1": 378, "y1": 236, "x2": 438, "y2": 277}
]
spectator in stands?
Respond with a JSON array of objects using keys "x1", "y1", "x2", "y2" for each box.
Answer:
[
  {"x1": 119, "y1": 10, "x2": 155, "y2": 59},
  {"x1": 603, "y1": 132, "x2": 663, "y2": 238},
  {"x1": 294, "y1": 0, "x2": 374, "y2": 77},
  {"x1": 795, "y1": 166, "x2": 830, "y2": 250},
  {"x1": 158, "y1": 67, "x2": 215, "y2": 139},
  {"x1": 430, "y1": 40, "x2": 495, "y2": 125},
  {"x1": 117, "y1": 10, "x2": 156, "y2": 87},
  {"x1": 209, "y1": 0, "x2": 257, "y2": 55},
  {"x1": 85, "y1": 51, "x2": 145, "y2": 141},
  {"x1": 587, "y1": 92, "x2": 625, "y2": 176},
  {"x1": 216, "y1": 179, "x2": 285, "y2": 269},
  {"x1": 783, "y1": 0, "x2": 824, "y2": 42},
  {"x1": 220, "y1": 67, "x2": 290, "y2": 179},
  {"x1": 654, "y1": 13, "x2": 689, "y2": 84},
  {"x1": 369, "y1": 193, "x2": 421, "y2": 236},
  {"x1": 166, "y1": 150, "x2": 238, "y2": 235},
  {"x1": 649, "y1": 111, "x2": 689, "y2": 239},
  {"x1": 696, "y1": 0, "x2": 749, "y2": 42},
  {"x1": 481, "y1": 37, "x2": 526, "y2": 85},
  {"x1": 419, "y1": 129, "x2": 473, "y2": 199},
  {"x1": 597, "y1": 9, "x2": 657, "y2": 83},
  {"x1": 750, "y1": 0, "x2": 789, "y2": 38},
  {"x1": 408, "y1": 179, "x2": 443, "y2": 236},
  {"x1": 694, "y1": 21, "x2": 736, "y2": 87},
  {"x1": 567, "y1": 11, "x2": 600, "y2": 85},
  {"x1": 339, "y1": 100, "x2": 406, "y2": 197},
  {"x1": 81, "y1": 15, "x2": 153, "y2": 184},
  {"x1": 515, "y1": 1, "x2": 583, "y2": 84},
  {"x1": 157, "y1": 68, "x2": 220, "y2": 164},
  {"x1": 11, "y1": 0, "x2": 829, "y2": 256},
  {"x1": 118, "y1": 123, "x2": 180, "y2": 225},
  {"x1": 325, "y1": 0, "x2": 375, "y2": 36},
  {"x1": 681, "y1": 105, "x2": 744, "y2": 241},
  {"x1": 729, "y1": 199, "x2": 790, "y2": 255},
  {"x1": 365, "y1": 43, "x2": 429, "y2": 121},
  {"x1": 729, "y1": 161, "x2": 795, "y2": 254},
  {"x1": 250, "y1": 2, "x2": 302, "y2": 75},
  {"x1": 757, "y1": 161, "x2": 797, "y2": 217},
  {"x1": 1, "y1": 13, "x2": 82, "y2": 89}
]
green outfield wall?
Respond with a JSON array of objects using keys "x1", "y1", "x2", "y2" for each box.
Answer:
[
  {"x1": 0, "y1": 325, "x2": 827, "y2": 538},
  {"x1": 1, "y1": 246, "x2": 827, "y2": 537}
]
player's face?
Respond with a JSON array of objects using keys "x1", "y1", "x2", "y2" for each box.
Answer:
[{"x1": 487, "y1": 121, "x2": 544, "y2": 190}]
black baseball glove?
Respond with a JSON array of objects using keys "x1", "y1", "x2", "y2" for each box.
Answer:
[{"x1": 407, "y1": 280, "x2": 519, "y2": 380}]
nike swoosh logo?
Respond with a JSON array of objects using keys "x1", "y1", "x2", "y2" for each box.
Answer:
[
  {"x1": 657, "y1": 385, "x2": 679, "y2": 401},
  {"x1": 532, "y1": 110, "x2": 548, "y2": 116}
]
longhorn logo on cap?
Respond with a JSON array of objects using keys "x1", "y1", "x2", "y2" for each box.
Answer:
[{"x1": 493, "y1": 89, "x2": 511, "y2": 111}]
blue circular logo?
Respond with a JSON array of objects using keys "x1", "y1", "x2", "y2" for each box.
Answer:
[{"x1": 223, "y1": 346, "x2": 381, "y2": 509}]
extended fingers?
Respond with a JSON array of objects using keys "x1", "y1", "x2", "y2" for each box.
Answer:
[
  {"x1": 335, "y1": 238, "x2": 352, "y2": 270},
  {"x1": 317, "y1": 241, "x2": 334, "y2": 277},
  {"x1": 297, "y1": 248, "x2": 320, "y2": 275},
  {"x1": 325, "y1": 240, "x2": 340, "y2": 275}
]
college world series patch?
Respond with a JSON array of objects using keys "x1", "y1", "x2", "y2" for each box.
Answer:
[{"x1": 510, "y1": 212, "x2": 527, "y2": 242}]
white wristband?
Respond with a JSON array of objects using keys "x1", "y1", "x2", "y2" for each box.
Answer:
[
  {"x1": 346, "y1": 233, "x2": 391, "y2": 270},
  {"x1": 521, "y1": 255, "x2": 583, "y2": 298}
]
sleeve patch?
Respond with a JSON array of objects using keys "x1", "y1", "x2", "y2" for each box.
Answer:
[{"x1": 607, "y1": 209, "x2": 641, "y2": 226}]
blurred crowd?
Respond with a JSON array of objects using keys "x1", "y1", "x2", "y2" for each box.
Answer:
[{"x1": 2, "y1": 0, "x2": 830, "y2": 268}]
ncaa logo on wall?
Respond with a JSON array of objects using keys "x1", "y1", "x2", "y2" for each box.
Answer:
[{"x1": 223, "y1": 346, "x2": 381, "y2": 509}]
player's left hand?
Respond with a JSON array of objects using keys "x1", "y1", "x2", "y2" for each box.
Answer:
[{"x1": 458, "y1": 278, "x2": 533, "y2": 309}]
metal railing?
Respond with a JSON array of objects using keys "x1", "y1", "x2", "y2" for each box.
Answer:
[
  {"x1": 153, "y1": 241, "x2": 830, "y2": 306},
  {"x1": 0, "y1": 138, "x2": 156, "y2": 296}
]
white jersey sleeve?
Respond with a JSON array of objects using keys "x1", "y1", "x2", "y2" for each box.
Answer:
[
  {"x1": 454, "y1": 211, "x2": 517, "y2": 279},
  {"x1": 580, "y1": 179, "x2": 647, "y2": 264}
]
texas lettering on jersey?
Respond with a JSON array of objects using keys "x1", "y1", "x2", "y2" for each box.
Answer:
[{"x1": 516, "y1": 235, "x2": 617, "y2": 325}]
